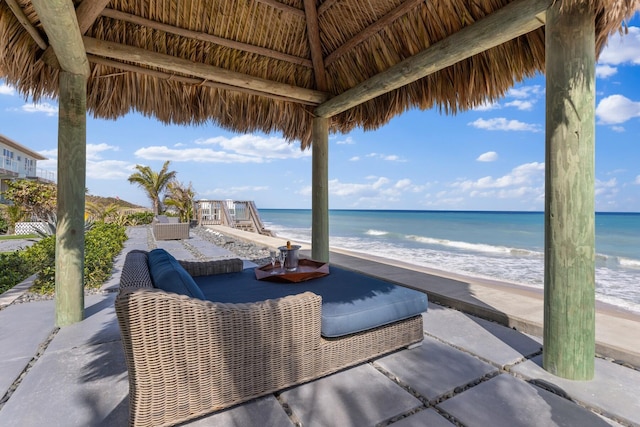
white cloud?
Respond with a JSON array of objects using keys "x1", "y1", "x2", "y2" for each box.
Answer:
[
  {"x1": 595, "y1": 178, "x2": 617, "y2": 196},
  {"x1": 364, "y1": 152, "x2": 406, "y2": 162},
  {"x1": 505, "y1": 100, "x2": 534, "y2": 111},
  {"x1": 199, "y1": 186, "x2": 270, "y2": 197},
  {"x1": 453, "y1": 162, "x2": 545, "y2": 191},
  {"x1": 36, "y1": 146, "x2": 132, "y2": 180},
  {"x1": 473, "y1": 101, "x2": 501, "y2": 111},
  {"x1": 507, "y1": 85, "x2": 543, "y2": 99},
  {"x1": 611, "y1": 126, "x2": 625, "y2": 133},
  {"x1": 468, "y1": 118, "x2": 541, "y2": 132},
  {"x1": 87, "y1": 143, "x2": 119, "y2": 160},
  {"x1": 598, "y1": 26, "x2": 640, "y2": 65},
  {"x1": 0, "y1": 84, "x2": 15, "y2": 96},
  {"x1": 195, "y1": 134, "x2": 310, "y2": 160},
  {"x1": 323, "y1": 177, "x2": 421, "y2": 206},
  {"x1": 135, "y1": 146, "x2": 266, "y2": 163},
  {"x1": 136, "y1": 134, "x2": 310, "y2": 163},
  {"x1": 596, "y1": 94, "x2": 640, "y2": 124},
  {"x1": 21, "y1": 102, "x2": 58, "y2": 116},
  {"x1": 336, "y1": 136, "x2": 355, "y2": 145},
  {"x1": 395, "y1": 179, "x2": 412, "y2": 189},
  {"x1": 476, "y1": 151, "x2": 498, "y2": 162},
  {"x1": 635, "y1": 176, "x2": 640, "y2": 185},
  {"x1": 349, "y1": 156, "x2": 360, "y2": 161},
  {"x1": 596, "y1": 64, "x2": 618, "y2": 78},
  {"x1": 87, "y1": 160, "x2": 135, "y2": 179}
]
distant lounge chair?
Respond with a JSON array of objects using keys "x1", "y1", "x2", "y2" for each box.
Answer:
[{"x1": 152, "y1": 215, "x2": 189, "y2": 240}]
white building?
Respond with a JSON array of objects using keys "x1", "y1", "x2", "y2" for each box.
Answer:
[{"x1": 1, "y1": 133, "x2": 55, "y2": 202}]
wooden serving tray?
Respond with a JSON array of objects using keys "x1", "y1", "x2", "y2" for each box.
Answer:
[{"x1": 255, "y1": 259, "x2": 330, "y2": 283}]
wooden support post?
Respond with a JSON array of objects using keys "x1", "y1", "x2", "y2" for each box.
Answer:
[
  {"x1": 311, "y1": 117, "x2": 329, "y2": 262},
  {"x1": 543, "y1": 2, "x2": 596, "y2": 380},
  {"x1": 55, "y1": 71, "x2": 87, "y2": 326}
]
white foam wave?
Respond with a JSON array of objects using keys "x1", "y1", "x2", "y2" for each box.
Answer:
[
  {"x1": 365, "y1": 229, "x2": 389, "y2": 236},
  {"x1": 406, "y1": 234, "x2": 540, "y2": 257},
  {"x1": 619, "y1": 257, "x2": 640, "y2": 269}
]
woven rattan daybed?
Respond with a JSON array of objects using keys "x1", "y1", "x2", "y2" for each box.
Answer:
[{"x1": 116, "y1": 249, "x2": 427, "y2": 427}]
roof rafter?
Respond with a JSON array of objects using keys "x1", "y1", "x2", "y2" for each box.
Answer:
[
  {"x1": 41, "y1": 0, "x2": 111, "y2": 69},
  {"x1": 31, "y1": 0, "x2": 89, "y2": 76},
  {"x1": 101, "y1": 8, "x2": 313, "y2": 68},
  {"x1": 303, "y1": 0, "x2": 328, "y2": 91},
  {"x1": 324, "y1": 0, "x2": 426, "y2": 67},
  {"x1": 83, "y1": 36, "x2": 329, "y2": 104},
  {"x1": 255, "y1": 0, "x2": 305, "y2": 17},
  {"x1": 4, "y1": 0, "x2": 48, "y2": 50},
  {"x1": 316, "y1": 0, "x2": 552, "y2": 118},
  {"x1": 88, "y1": 55, "x2": 318, "y2": 105}
]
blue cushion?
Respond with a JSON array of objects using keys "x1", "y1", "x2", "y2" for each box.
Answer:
[
  {"x1": 147, "y1": 249, "x2": 205, "y2": 300},
  {"x1": 194, "y1": 266, "x2": 428, "y2": 337}
]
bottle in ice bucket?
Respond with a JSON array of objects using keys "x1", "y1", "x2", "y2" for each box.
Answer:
[{"x1": 280, "y1": 240, "x2": 301, "y2": 271}]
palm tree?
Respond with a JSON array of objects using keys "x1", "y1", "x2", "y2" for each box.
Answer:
[
  {"x1": 127, "y1": 161, "x2": 177, "y2": 215},
  {"x1": 164, "y1": 181, "x2": 195, "y2": 223}
]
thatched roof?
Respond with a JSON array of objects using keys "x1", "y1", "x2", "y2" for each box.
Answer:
[{"x1": 0, "y1": 0, "x2": 638, "y2": 147}]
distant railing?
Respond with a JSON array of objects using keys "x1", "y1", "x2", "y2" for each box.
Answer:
[{"x1": 195, "y1": 199, "x2": 272, "y2": 236}]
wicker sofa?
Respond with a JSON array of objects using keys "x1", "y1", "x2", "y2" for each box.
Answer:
[
  {"x1": 152, "y1": 215, "x2": 190, "y2": 240},
  {"x1": 116, "y1": 249, "x2": 426, "y2": 427}
]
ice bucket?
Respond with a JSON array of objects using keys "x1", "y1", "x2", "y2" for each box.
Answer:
[{"x1": 278, "y1": 244, "x2": 301, "y2": 271}]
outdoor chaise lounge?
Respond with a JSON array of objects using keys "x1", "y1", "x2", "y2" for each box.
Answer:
[
  {"x1": 152, "y1": 215, "x2": 190, "y2": 240},
  {"x1": 116, "y1": 249, "x2": 428, "y2": 427}
]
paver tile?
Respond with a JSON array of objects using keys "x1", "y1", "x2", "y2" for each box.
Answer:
[
  {"x1": 0, "y1": 340, "x2": 129, "y2": 427},
  {"x1": 437, "y1": 374, "x2": 611, "y2": 427},
  {"x1": 184, "y1": 396, "x2": 294, "y2": 426},
  {"x1": 510, "y1": 355, "x2": 640, "y2": 426},
  {"x1": 423, "y1": 305, "x2": 542, "y2": 368},
  {"x1": 280, "y1": 363, "x2": 422, "y2": 427},
  {"x1": 375, "y1": 336, "x2": 498, "y2": 401},
  {"x1": 391, "y1": 408, "x2": 454, "y2": 427}
]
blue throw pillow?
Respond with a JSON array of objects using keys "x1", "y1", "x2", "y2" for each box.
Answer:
[{"x1": 147, "y1": 248, "x2": 205, "y2": 300}]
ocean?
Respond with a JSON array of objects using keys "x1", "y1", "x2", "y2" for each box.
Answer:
[{"x1": 258, "y1": 209, "x2": 640, "y2": 314}]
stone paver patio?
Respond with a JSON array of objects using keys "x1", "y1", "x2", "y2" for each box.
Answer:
[{"x1": 0, "y1": 227, "x2": 638, "y2": 427}]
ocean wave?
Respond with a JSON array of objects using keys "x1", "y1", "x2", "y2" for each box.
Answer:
[
  {"x1": 405, "y1": 234, "x2": 540, "y2": 257},
  {"x1": 619, "y1": 257, "x2": 640, "y2": 269},
  {"x1": 365, "y1": 229, "x2": 389, "y2": 236}
]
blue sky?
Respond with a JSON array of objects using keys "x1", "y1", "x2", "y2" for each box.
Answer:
[{"x1": 1, "y1": 16, "x2": 639, "y2": 212}]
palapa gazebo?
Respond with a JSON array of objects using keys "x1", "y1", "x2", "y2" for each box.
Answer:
[{"x1": 1, "y1": 0, "x2": 638, "y2": 380}]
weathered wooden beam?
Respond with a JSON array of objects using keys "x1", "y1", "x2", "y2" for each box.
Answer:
[
  {"x1": 317, "y1": 0, "x2": 339, "y2": 16},
  {"x1": 4, "y1": 0, "x2": 48, "y2": 49},
  {"x1": 101, "y1": 8, "x2": 312, "y2": 68},
  {"x1": 55, "y1": 71, "x2": 87, "y2": 326},
  {"x1": 255, "y1": 0, "x2": 305, "y2": 17},
  {"x1": 40, "y1": 0, "x2": 111, "y2": 70},
  {"x1": 303, "y1": 0, "x2": 328, "y2": 91},
  {"x1": 88, "y1": 55, "x2": 317, "y2": 106},
  {"x1": 76, "y1": 0, "x2": 112, "y2": 33},
  {"x1": 31, "y1": 0, "x2": 90, "y2": 76},
  {"x1": 324, "y1": 0, "x2": 426, "y2": 67},
  {"x1": 311, "y1": 117, "x2": 329, "y2": 263},
  {"x1": 83, "y1": 36, "x2": 329, "y2": 105},
  {"x1": 315, "y1": 0, "x2": 552, "y2": 118},
  {"x1": 543, "y1": 1, "x2": 596, "y2": 381}
]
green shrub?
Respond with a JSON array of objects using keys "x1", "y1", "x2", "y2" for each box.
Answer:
[
  {"x1": 22, "y1": 223, "x2": 127, "y2": 294},
  {"x1": 126, "y1": 211, "x2": 154, "y2": 225},
  {"x1": 0, "y1": 251, "x2": 35, "y2": 294},
  {"x1": 0, "y1": 211, "x2": 8, "y2": 234}
]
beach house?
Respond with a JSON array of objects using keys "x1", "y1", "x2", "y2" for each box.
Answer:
[{"x1": 0, "y1": 133, "x2": 54, "y2": 203}]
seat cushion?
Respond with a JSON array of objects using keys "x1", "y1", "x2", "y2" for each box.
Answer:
[
  {"x1": 147, "y1": 248, "x2": 205, "y2": 300},
  {"x1": 194, "y1": 266, "x2": 428, "y2": 337}
]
